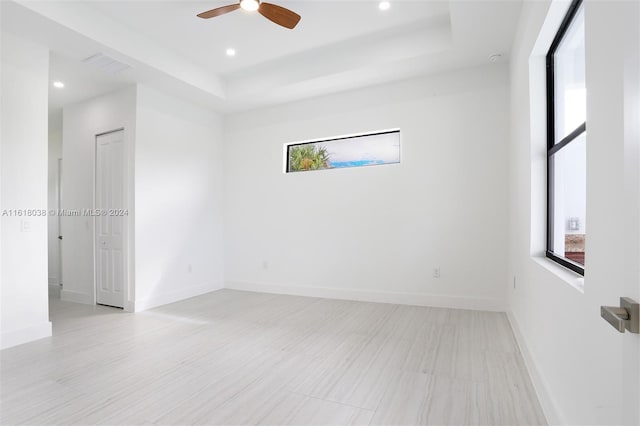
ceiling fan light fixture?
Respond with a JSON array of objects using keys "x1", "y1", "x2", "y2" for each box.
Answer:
[
  {"x1": 240, "y1": 0, "x2": 259, "y2": 12},
  {"x1": 197, "y1": 0, "x2": 300, "y2": 29}
]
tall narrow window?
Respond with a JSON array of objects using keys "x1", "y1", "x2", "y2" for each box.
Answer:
[{"x1": 546, "y1": 0, "x2": 586, "y2": 275}]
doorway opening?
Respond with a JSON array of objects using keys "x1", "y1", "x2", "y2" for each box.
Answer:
[{"x1": 47, "y1": 52, "x2": 135, "y2": 316}]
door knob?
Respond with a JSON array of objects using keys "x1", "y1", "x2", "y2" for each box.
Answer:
[{"x1": 601, "y1": 297, "x2": 639, "y2": 334}]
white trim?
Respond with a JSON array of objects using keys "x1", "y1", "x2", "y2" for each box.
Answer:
[
  {"x1": 134, "y1": 282, "x2": 224, "y2": 312},
  {"x1": 1, "y1": 321, "x2": 52, "y2": 350},
  {"x1": 61, "y1": 289, "x2": 92, "y2": 304},
  {"x1": 57, "y1": 158, "x2": 63, "y2": 287},
  {"x1": 225, "y1": 281, "x2": 505, "y2": 312},
  {"x1": 507, "y1": 311, "x2": 562, "y2": 426}
]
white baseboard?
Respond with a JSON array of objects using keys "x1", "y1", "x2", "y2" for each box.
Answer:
[
  {"x1": 134, "y1": 282, "x2": 224, "y2": 312},
  {"x1": 507, "y1": 311, "x2": 563, "y2": 425},
  {"x1": 61, "y1": 289, "x2": 92, "y2": 304},
  {"x1": 1, "y1": 321, "x2": 52, "y2": 350},
  {"x1": 224, "y1": 281, "x2": 505, "y2": 312}
]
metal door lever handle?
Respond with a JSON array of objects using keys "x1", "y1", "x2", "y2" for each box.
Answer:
[
  {"x1": 601, "y1": 298, "x2": 639, "y2": 334},
  {"x1": 601, "y1": 306, "x2": 629, "y2": 332}
]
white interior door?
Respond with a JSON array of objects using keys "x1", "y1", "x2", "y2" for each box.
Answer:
[
  {"x1": 95, "y1": 129, "x2": 126, "y2": 308},
  {"x1": 593, "y1": 2, "x2": 640, "y2": 423}
]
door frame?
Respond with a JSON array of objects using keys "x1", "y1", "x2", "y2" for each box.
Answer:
[
  {"x1": 92, "y1": 128, "x2": 134, "y2": 311},
  {"x1": 57, "y1": 158, "x2": 63, "y2": 287}
]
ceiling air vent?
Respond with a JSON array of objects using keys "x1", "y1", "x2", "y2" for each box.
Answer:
[{"x1": 83, "y1": 53, "x2": 132, "y2": 74}]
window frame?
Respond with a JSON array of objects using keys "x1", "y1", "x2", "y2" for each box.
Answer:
[
  {"x1": 545, "y1": 0, "x2": 586, "y2": 275},
  {"x1": 284, "y1": 129, "x2": 401, "y2": 173}
]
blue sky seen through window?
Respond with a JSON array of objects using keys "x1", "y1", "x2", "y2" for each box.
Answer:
[{"x1": 287, "y1": 131, "x2": 400, "y2": 172}]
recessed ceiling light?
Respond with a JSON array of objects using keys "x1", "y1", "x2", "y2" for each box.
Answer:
[
  {"x1": 240, "y1": 0, "x2": 259, "y2": 12},
  {"x1": 53, "y1": 81, "x2": 65, "y2": 89},
  {"x1": 379, "y1": 1, "x2": 391, "y2": 11},
  {"x1": 226, "y1": 48, "x2": 236, "y2": 57}
]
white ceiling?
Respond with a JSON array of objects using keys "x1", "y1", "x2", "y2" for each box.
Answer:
[
  {"x1": 48, "y1": 53, "x2": 137, "y2": 113},
  {"x1": 88, "y1": 0, "x2": 452, "y2": 75},
  {"x1": 2, "y1": 0, "x2": 522, "y2": 113}
]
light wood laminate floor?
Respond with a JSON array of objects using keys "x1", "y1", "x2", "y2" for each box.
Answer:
[{"x1": 1, "y1": 289, "x2": 546, "y2": 425}]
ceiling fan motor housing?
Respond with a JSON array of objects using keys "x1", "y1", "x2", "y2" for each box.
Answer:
[{"x1": 240, "y1": 0, "x2": 260, "y2": 12}]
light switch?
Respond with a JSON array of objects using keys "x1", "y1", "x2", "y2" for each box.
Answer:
[{"x1": 21, "y1": 220, "x2": 32, "y2": 232}]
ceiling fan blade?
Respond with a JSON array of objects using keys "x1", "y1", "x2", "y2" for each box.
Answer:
[
  {"x1": 258, "y1": 2, "x2": 301, "y2": 29},
  {"x1": 197, "y1": 4, "x2": 241, "y2": 19}
]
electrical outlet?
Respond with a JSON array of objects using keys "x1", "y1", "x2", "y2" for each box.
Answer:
[{"x1": 433, "y1": 267, "x2": 440, "y2": 278}]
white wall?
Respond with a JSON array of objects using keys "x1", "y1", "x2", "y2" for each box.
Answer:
[
  {"x1": 0, "y1": 32, "x2": 51, "y2": 349},
  {"x1": 134, "y1": 85, "x2": 224, "y2": 311},
  {"x1": 61, "y1": 87, "x2": 136, "y2": 307},
  {"x1": 508, "y1": 0, "x2": 640, "y2": 424},
  {"x1": 61, "y1": 84, "x2": 224, "y2": 312},
  {"x1": 47, "y1": 109, "x2": 62, "y2": 286},
  {"x1": 223, "y1": 64, "x2": 510, "y2": 311}
]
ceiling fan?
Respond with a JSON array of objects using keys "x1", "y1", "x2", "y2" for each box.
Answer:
[{"x1": 197, "y1": 0, "x2": 301, "y2": 29}]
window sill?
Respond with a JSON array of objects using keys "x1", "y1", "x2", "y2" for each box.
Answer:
[{"x1": 532, "y1": 256, "x2": 585, "y2": 293}]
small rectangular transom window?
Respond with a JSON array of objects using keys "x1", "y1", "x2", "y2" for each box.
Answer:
[{"x1": 285, "y1": 129, "x2": 400, "y2": 173}]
